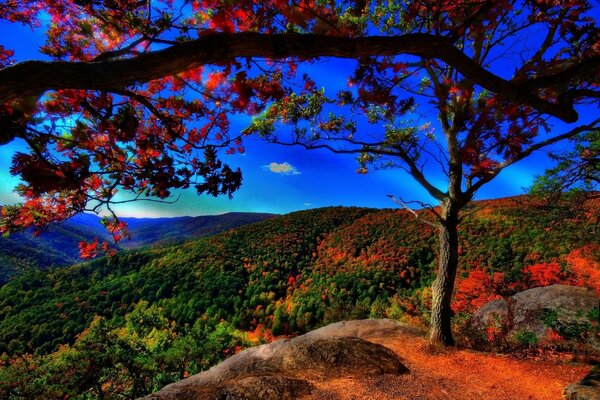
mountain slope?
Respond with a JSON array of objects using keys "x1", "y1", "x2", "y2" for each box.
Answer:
[
  {"x1": 0, "y1": 213, "x2": 109, "y2": 283},
  {"x1": 0, "y1": 212, "x2": 275, "y2": 283},
  {"x1": 0, "y1": 197, "x2": 597, "y2": 399},
  {"x1": 119, "y1": 212, "x2": 276, "y2": 248}
]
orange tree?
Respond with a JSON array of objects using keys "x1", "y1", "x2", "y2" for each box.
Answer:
[{"x1": 1, "y1": 0, "x2": 599, "y2": 345}]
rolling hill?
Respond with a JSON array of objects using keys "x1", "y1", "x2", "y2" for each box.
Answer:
[
  {"x1": 0, "y1": 212, "x2": 275, "y2": 283},
  {"x1": 0, "y1": 196, "x2": 598, "y2": 399}
]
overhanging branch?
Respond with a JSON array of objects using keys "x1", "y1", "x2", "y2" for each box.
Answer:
[{"x1": 0, "y1": 32, "x2": 593, "y2": 122}]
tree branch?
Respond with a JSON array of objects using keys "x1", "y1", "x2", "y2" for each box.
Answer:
[
  {"x1": 466, "y1": 118, "x2": 600, "y2": 196},
  {"x1": 387, "y1": 194, "x2": 440, "y2": 227},
  {"x1": 92, "y1": 36, "x2": 148, "y2": 62},
  {"x1": 0, "y1": 32, "x2": 591, "y2": 122},
  {"x1": 518, "y1": 55, "x2": 600, "y2": 91},
  {"x1": 269, "y1": 137, "x2": 446, "y2": 200}
]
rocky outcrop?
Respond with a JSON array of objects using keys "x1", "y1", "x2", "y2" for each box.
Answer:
[
  {"x1": 563, "y1": 363, "x2": 600, "y2": 400},
  {"x1": 473, "y1": 285, "x2": 600, "y2": 399},
  {"x1": 472, "y1": 285, "x2": 599, "y2": 341},
  {"x1": 141, "y1": 319, "x2": 409, "y2": 400}
]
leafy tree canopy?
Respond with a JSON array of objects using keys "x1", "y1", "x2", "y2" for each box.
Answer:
[{"x1": 0, "y1": 0, "x2": 598, "y2": 243}]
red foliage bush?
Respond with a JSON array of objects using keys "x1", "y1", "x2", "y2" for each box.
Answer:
[
  {"x1": 455, "y1": 245, "x2": 599, "y2": 316},
  {"x1": 567, "y1": 244, "x2": 600, "y2": 295},
  {"x1": 521, "y1": 261, "x2": 565, "y2": 288},
  {"x1": 453, "y1": 268, "x2": 505, "y2": 313}
]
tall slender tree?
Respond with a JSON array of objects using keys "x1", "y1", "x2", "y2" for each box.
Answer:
[{"x1": 1, "y1": 0, "x2": 599, "y2": 344}]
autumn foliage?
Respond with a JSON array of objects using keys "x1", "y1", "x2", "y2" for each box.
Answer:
[
  {"x1": 0, "y1": 197, "x2": 597, "y2": 397},
  {"x1": 453, "y1": 268, "x2": 505, "y2": 313},
  {"x1": 454, "y1": 245, "x2": 600, "y2": 314},
  {"x1": 0, "y1": 0, "x2": 597, "y2": 264},
  {"x1": 567, "y1": 245, "x2": 600, "y2": 294}
]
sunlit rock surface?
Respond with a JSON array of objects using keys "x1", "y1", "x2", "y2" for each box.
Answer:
[{"x1": 141, "y1": 319, "x2": 409, "y2": 400}]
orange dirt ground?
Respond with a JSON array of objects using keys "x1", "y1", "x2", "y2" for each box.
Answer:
[{"x1": 303, "y1": 329, "x2": 590, "y2": 400}]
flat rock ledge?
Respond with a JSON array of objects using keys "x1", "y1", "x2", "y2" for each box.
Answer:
[
  {"x1": 563, "y1": 364, "x2": 600, "y2": 400},
  {"x1": 141, "y1": 319, "x2": 409, "y2": 400}
]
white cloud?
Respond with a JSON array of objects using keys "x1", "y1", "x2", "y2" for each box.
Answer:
[
  {"x1": 262, "y1": 162, "x2": 301, "y2": 176},
  {"x1": 303, "y1": 202, "x2": 312, "y2": 206}
]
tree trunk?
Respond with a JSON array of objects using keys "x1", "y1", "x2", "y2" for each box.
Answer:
[{"x1": 429, "y1": 203, "x2": 460, "y2": 346}]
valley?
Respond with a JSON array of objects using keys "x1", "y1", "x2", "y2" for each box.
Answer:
[
  {"x1": 0, "y1": 212, "x2": 275, "y2": 283},
  {"x1": 0, "y1": 196, "x2": 598, "y2": 399}
]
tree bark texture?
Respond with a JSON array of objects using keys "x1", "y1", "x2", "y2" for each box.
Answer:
[{"x1": 429, "y1": 203, "x2": 460, "y2": 346}]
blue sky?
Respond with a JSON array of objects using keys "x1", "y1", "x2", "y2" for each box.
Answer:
[{"x1": 0, "y1": 18, "x2": 586, "y2": 218}]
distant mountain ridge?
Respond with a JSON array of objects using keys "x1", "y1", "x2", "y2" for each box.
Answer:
[
  {"x1": 118, "y1": 212, "x2": 277, "y2": 248},
  {"x1": 0, "y1": 211, "x2": 275, "y2": 283}
]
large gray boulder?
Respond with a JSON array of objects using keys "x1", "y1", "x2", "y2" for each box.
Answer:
[
  {"x1": 472, "y1": 285, "x2": 599, "y2": 341},
  {"x1": 563, "y1": 363, "x2": 600, "y2": 400},
  {"x1": 141, "y1": 319, "x2": 408, "y2": 400}
]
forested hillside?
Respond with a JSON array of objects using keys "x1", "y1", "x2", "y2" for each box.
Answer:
[
  {"x1": 0, "y1": 212, "x2": 274, "y2": 283},
  {"x1": 0, "y1": 213, "x2": 110, "y2": 283},
  {"x1": 0, "y1": 197, "x2": 598, "y2": 399}
]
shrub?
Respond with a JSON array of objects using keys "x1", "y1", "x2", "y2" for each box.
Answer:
[
  {"x1": 453, "y1": 268, "x2": 504, "y2": 313},
  {"x1": 521, "y1": 262, "x2": 565, "y2": 288},
  {"x1": 512, "y1": 330, "x2": 539, "y2": 348}
]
